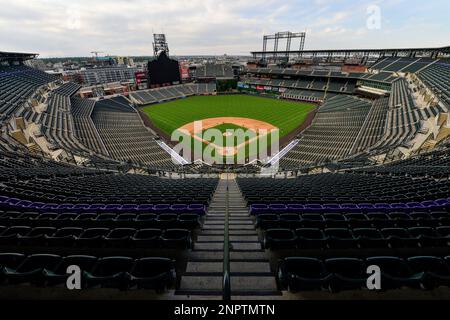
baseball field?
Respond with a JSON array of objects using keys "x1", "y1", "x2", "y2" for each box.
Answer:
[
  {"x1": 141, "y1": 94, "x2": 316, "y2": 160},
  {"x1": 142, "y1": 95, "x2": 315, "y2": 136}
]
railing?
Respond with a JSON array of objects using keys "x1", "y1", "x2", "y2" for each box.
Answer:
[{"x1": 222, "y1": 174, "x2": 231, "y2": 301}]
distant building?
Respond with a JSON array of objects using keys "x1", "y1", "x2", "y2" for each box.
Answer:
[{"x1": 116, "y1": 56, "x2": 135, "y2": 67}]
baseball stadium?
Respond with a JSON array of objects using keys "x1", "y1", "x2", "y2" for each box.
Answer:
[{"x1": 0, "y1": 1, "x2": 450, "y2": 312}]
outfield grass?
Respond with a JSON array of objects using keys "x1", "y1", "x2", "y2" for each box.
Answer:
[{"x1": 142, "y1": 95, "x2": 316, "y2": 139}]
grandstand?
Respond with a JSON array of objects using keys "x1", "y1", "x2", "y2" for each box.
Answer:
[
  {"x1": 194, "y1": 63, "x2": 235, "y2": 80},
  {"x1": 417, "y1": 61, "x2": 450, "y2": 109},
  {"x1": 129, "y1": 83, "x2": 217, "y2": 106},
  {"x1": 91, "y1": 97, "x2": 175, "y2": 169},
  {"x1": 0, "y1": 42, "x2": 449, "y2": 304},
  {"x1": 279, "y1": 95, "x2": 372, "y2": 168}
]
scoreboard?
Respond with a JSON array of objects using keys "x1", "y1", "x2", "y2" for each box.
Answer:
[{"x1": 135, "y1": 71, "x2": 148, "y2": 90}]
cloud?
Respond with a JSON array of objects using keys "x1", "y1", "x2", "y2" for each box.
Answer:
[{"x1": 0, "y1": 0, "x2": 448, "y2": 57}]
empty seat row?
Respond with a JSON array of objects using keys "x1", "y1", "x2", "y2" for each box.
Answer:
[
  {"x1": 256, "y1": 212, "x2": 450, "y2": 230},
  {"x1": 278, "y1": 256, "x2": 450, "y2": 292},
  {"x1": 249, "y1": 198, "x2": 450, "y2": 214},
  {"x1": 0, "y1": 212, "x2": 202, "y2": 229},
  {"x1": 279, "y1": 95, "x2": 372, "y2": 169},
  {"x1": 264, "y1": 227, "x2": 450, "y2": 250},
  {"x1": 0, "y1": 253, "x2": 175, "y2": 291},
  {"x1": 70, "y1": 97, "x2": 108, "y2": 155},
  {"x1": 239, "y1": 171, "x2": 450, "y2": 206},
  {"x1": 129, "y1": 83, "x2": 216, "y2": 106},
  {"x1": 0, "y1": 226, "x2": 192, "y2": 249}
]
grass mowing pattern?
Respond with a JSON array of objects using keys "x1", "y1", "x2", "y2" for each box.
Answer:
[{"x1": 142, "y1": 95, "x2": 316, "y2": 139}]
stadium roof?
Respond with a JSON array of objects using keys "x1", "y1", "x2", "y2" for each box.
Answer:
[
  {"x1": 0, "y1": 51, "x2": 39, "y2": 62},
  {"x1": 251, "y1": 45, "x2": 450, "y2": 59}
]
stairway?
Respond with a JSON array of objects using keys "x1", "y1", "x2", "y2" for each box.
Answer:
[
  {"x1": 176, "y1": 176, "x2": 280, "y2": 298},
  {"x1": 227, "y1": 178, "x2": 279, "y2": 298}
]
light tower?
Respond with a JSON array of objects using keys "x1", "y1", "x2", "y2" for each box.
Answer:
[{"x1": 153, "y1": 34, "x2": 170, "y2": 57}]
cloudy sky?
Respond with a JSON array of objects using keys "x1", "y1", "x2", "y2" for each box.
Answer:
[{"x1": 0, "y1": 0, "x2": 449, "y2": 57}]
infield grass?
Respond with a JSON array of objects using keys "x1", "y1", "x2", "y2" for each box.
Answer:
[{"x1": 142, "y1": 95, "x2": 315, "y2": 139}]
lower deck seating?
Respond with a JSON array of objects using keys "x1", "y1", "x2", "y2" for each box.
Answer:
[
  {"x1": 70, "y1": 97, "x2": 108, "y2": 155},
  {"x1": 0, "y1": 224, "x2": 194, "y2": 249},
  {"x1": 352, "y1": 97, "x2": 390, "y2": 153},
  {"x1": 278, "y1": 255, "x2": 450, "y2": 292},
  {"x1": 0, "y1": 148, "x2": 218, "y2": 207},
  {"x1": 0, "y1": 211, "x2": 201, "y2": 230},
  {"x1": 91, "y1": 97, "x2": 175, "y2": 168},
  {"x1": 0, "y1": 253, "x2": 176, "y2": 291},
  {"x1": 417, "y1": 61, "x2": 450, "y2": 109},
  {"x1": 371, "y1": 79, "x2": 421, "y2": 150},
  {"x1": 240, "y1": 152, "x2": 450, "y2": 204},
  {"x1": 280, "y1": 95, "x2": 372, "y2": 168},
  {"x1": 349, "y1": 148, "x2": 450, "y2": 178},
  {"x1": 130, "y1": 83, "x2": 216, "y2": 105},
  {"x1": 264, "y1": 226, "x2": 450, "y2": 250}
]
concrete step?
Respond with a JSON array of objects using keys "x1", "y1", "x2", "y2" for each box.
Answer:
[
  {"x1": 228, "y1": 225, "x2": 254, "y2": 230},
  {"x1": 204, "y1": 221, "x2": 226, "y2": 225},
  {"x1": 231, "y1": 276, "x2": 278, "y2": 292},
  {"x1": 186, "y1": 262, "x2": 222, "y2": 273},
  {"x1": 230, "y1": 251, "x2": 267, "y2": 261},
  {"x1": 208, "y1": 213, "x2": 248, "y2": 217},
  {"x1": 179, "y1": 276, "x2": 222, "y2": 291},
  {"x1": 209, "y1": 207, "x2": 247, "y2": 210},
  {"x1": 197, "y1": 235, "x2": 224, "y2": 242},
  {"x1": 189, "y1": 251, "x2": 223, "y2": 261},
  {"x1": 199, "y1": 230, "x2": 224, "y2": 235},
  {"x1": 230, "y1": 235, "x2": 259, "y2": 242},
  {"x1": 194, "y1": 242, "x2": 223, "y2": 250},
  {"x1": 203, "y1": 225, "x2": 225, "y2": 230},
  {"x1": 230, "y1": 262, "x2": 271, "y2": 274},
  {"x1": 231, "y1": 242, "x2": 262, "y2": 251},
  {"x1": 208, "y1": 216, "x2": 249, "y2": 220},
  {"x1": 229, "y1": 230, "x2": 258, "y2": 235},
  {"x1": 229, "y1": 220, "x2": 253, "y2": 225}
]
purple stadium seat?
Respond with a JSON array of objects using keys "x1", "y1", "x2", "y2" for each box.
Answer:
[
  {"x1": 421, "y1": 200, "x2": 437, "y2": 208},
  {"x1": 323, "y1": 204, "x2": 341, "y2": 211},
  {"x1": 269, "y1": 204, "x2": 287, "y2": 213},
  {"x1": 154, "y1": 204, "x2": 171, "y2": 213},
  {"x1": 188, "y1": 204, "x2": 205, "y2": 215},
  {"x1": 407, "y1": 202, "x2": 425, "y2": 209},
  {"x1": 137, "y1": 204, "x2": 154, "y2": 212},
  {"x1": 250, "y1": 204, "x2": 268, "y2": 215},
  {"x1": 287, "y1": 204, "x2": 304, "y2": 213},
  {"x1": 391, "y1": 203, "x2": 408, "y2": 210},
  {"x1": 29, "y1": 202, "x2": 46, "y2": 209},
  {"x1": 57, "y1": 204, "x2": 74, "y2": 210},
  {"x1": 89, "y1": 204, "x2": 106, "y2": 211},
  {"x1": 16, "y1": 200, "x2": 33, "y2": 208},
  {"x1": 120, "y1": 204, "x2": 138, "y2": 211},
  {"x1": 72, "y1": 204, "x2": 90, "y2": 211},
  {"x1": 7, "y1": 198, "x2": 21, "y2": 206},
  {"x1": 170, "y1": 204, "x2": 187, "y2": 212},
  {"x1": 358, "y1": 203, "x2": 375, "y2": 211},
  {"x1": 374, "y1": 203, "x2": 391, "y2": 211},
  {"x1": 105, "y1": 204, "x2": 122, "y2": 211},
  {"x1": 435, "y1": 199, "x2": 448, "y2": 206},
  {"x1": 341, "y1": 203, "x2": 359, "y2": 212},
  {"x1": 42, "y1": 203, "x2": 59, "y2": 210},
  {"x1": 304, "y1": 204, "x2": 323, "y2": 213}
]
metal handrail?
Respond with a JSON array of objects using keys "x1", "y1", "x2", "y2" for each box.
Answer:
[{"x1": 222, "y1": 173, "x2": 231, "y2": 301}]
